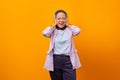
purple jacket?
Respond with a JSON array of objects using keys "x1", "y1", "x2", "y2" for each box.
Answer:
[{"x1": 42, "y1": 25, "x2": 82, "y2": 71}]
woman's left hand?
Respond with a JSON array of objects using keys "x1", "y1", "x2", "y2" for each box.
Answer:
[{"x1": 66, "y1": 23, "x2": 72, "y2": 27}]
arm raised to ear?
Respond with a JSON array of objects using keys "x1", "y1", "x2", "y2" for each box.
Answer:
[
  {"x1": 42, "y1": 26, "x2": 55, "y2": 38},
  {"x1": 69, "y1": 25, "x2": 81, "y2": 36}
]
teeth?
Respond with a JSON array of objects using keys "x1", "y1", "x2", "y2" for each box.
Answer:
[{"x1": 59, "y1": 23, "x2": 64, "y2": 25}]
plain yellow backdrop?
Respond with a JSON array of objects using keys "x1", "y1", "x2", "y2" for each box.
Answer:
[{"x1": 0, "y1": 0, "x2": 120, "y2": 80}]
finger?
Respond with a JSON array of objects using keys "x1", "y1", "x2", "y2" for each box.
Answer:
[{"x1": 66, "y1": 23, "x2": 69, "y2": 26}]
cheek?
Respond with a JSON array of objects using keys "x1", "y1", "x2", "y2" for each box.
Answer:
[{"x1": 64, "y1": 20, "x2": 67, "y2": 23}]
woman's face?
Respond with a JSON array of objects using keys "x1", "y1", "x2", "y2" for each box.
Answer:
[{"x1": 55, "y1": 12, "x2": 68, "y2": 28}]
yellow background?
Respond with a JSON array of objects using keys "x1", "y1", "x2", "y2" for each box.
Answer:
[{"x1": 0, "y1": 0, "x2": 120, "y2": 80}]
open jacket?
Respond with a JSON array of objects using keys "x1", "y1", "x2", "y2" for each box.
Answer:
[{"x1": 42, "y1": 25, "x2": 82, "y2": 71}]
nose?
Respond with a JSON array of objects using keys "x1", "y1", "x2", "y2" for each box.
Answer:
[
  {"x1": 59, "y1": 18, "x2": 64, "y2": 22},
  {"x1": 60, "y1": 19, "x2": 62, "y2": 21}
]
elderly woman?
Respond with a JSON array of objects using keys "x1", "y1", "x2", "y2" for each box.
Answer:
[{"x1": 42, "y1": 10, "x2": 82, "y2": 80}]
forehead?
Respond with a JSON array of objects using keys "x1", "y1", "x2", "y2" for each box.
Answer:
[{"x1": 56, "y1": 12, "x2": 66, "y2": 18}]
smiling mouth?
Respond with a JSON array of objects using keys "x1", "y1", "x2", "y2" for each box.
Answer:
[{"x1": 59, "y1": 22, "x2": 65, "y2": 25}]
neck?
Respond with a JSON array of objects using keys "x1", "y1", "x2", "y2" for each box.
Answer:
[{"x1": 56, "y1": 25, "x2": 67, "y2": 30}]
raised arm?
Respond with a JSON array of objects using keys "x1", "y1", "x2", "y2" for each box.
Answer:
[
  {"x1": 69, "y1": 25, "x2": 81, "y2": 36},
  {"x1": 42, "y1": 26, "x2": 55, "y2": 38}
]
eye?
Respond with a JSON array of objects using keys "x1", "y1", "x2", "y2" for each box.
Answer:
[
  {"x1": 57, "y1": 18, "x2": 61, "y2": 20},
  {"x1": 62, "y1": 17, "x2": 66, "y2": 20},
  {"x1": 57, "y1": 17, "x2": 66, "y2": 20}
]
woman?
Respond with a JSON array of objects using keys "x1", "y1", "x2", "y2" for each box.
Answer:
[{"x1": 42, "y1": 10, "x2": 82, "y2": 80}]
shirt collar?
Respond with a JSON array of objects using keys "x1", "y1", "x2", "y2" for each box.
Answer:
[{"x1": 56, "y1": 25, "x2": 67, "y2": 30}]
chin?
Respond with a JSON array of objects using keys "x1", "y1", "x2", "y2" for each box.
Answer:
[{"x1": 58, "y1": 25, "x2": 65, "y2": 28}]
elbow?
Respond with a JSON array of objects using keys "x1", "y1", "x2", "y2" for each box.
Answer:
[
  {"x1": 75, "y1": 28, "x2": 81, "y2": 36},
  {"x1": 42, "y1": 32, "x2": 51, "y2": 38}
]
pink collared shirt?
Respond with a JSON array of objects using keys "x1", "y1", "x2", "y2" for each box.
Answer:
[{"x1": 42, "y1": 25, "x2": 82, "y2": 71}]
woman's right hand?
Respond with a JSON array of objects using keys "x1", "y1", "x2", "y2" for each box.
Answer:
[
  {"x1": 51, "y1": 20, "x2": 57, "y2": 31},
  {"x1": 52, "y1": 20, "x2": 57, "y2": 27},
  {"x1": 52, "y1": 23, "x2": 57, "y2": 27}
]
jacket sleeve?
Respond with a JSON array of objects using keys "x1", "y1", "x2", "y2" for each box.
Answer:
[
  {"x1": 42, "y1": 26, "x2": 55, "y2": 38},
  {"x1": 69, "y1": 25, "x2": 81, "y2": 36}
]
